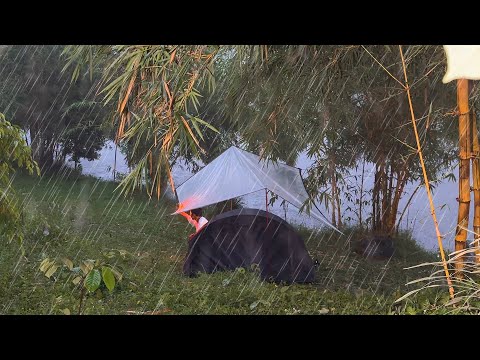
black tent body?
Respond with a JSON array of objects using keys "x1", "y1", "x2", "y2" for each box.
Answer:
[{"x1": 183, "y1": 208, "x2": 315, "y2": 284}]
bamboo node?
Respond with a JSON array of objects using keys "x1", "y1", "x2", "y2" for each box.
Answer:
[{"x1": 451, "y1": 110, "x2": 470, "y2": 116}]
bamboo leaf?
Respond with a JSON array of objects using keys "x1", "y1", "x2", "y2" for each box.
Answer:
[
  {"x1": 180, "y1": 116, "x2": 200, "y2": 148},
  {"x1": 191, "y1": 116, "x2": 220, "y2": 133},
  {"x1": 394, "y1": 284, "x2": 441, "y2": 303},
  {"x1": 169, "y1": 48, "x2": 177, "y2": 64},
  {"x1": 189, "y1": 117, "x2": 205, "y2": 141}
]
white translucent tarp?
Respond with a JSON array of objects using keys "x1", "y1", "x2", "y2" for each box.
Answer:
[{"x1": 174, "y1": 146, "x2": 339, "y2": 232}]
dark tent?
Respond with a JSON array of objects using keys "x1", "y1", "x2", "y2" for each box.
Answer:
[{"x1": 183, "y1": 208, "x2": 315, "y2": 284}]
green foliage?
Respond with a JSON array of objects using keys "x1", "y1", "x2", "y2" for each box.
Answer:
[
  {"x1": 57, "y1": 45, "x2": 459, "y2": 232},
  {"x1": 202, "y1": 45, "x2": 458, "y2": 230},
  {"x1": 39, "y1": 255, "x2": 122, "y2": 314},
  {"x1": 62, "y1": 45, "x2": 220, "y2": 199},
  {"x1": 0, "y1": 45, "x2": 110, "y2": 170},
  {"x1": 0, "y1": 113, "x2": 39, "y2": 244},
  {"x1": 60, "y1": 100, "x2": 107, "y2": 167}
]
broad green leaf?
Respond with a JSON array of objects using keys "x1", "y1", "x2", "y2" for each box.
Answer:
[
  {"x1": 62, "y1": 308, "x2": 71, "y2": 315},
  {"x1": 84, "y1": 269, "x2": 101, "y2": 292},
  {"x1": 101, "y1": 266, "x2": 115, "y2": 292}
]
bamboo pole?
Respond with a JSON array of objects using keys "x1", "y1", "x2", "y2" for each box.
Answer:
[
  {"x1": 455, "y1": 79, "x2": 471, "y2": 278},
  {"x1": 399, "y1": 46, "x2": 455, "y2": 299},
  {"x1": 471, "y1": 108, "x2": 480, "y2": 262}
]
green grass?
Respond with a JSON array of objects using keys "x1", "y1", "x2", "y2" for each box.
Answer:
[{"x1": 0, "y1": 173, "x2": 444, "y2": 315}]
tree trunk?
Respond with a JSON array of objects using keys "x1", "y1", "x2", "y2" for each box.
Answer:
[
  {"x1": 359, "y1": 158, "x2": 366, "y2": 227},
  {"x1": 113, "y1": 141, "x2": 118, "y2": 181},
  {"x1": 41, "y1": 137, "x2": 55, "y2": 172},
  {"x1": 455, "y1": 78, "x2": 471, "y2": 278},
  {"x1": 29, "y1": 122, "x2": 55, "y2": 171},
  {"x1": 29, "y1": 123, "x2": 42, "y2": 164},
  {"x1": 386, "y1": 164, "x2": 394, "y2": 224},
  {"x1": 330, "y1": 156, "x2": 336, "y2": 227},
  {"x1": 336, "y1": 186, "x2": 342, "y2": 229},
  {"x1": 372, "y1": 164, "x2": 380, "y2": 231},
  {"x1": 380, "y1": 156, "x2": 388, "y2": 232},
  {"x1": 386, "y1": 169, "x2": 407, "y2": 235},
  {"x1": 471, "y1": 108, "x2": 480, "y2": 263}
]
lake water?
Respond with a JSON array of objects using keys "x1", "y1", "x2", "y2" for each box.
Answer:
[{"x1": 70, "y1": 141, "x2": 464, "y2": 252}]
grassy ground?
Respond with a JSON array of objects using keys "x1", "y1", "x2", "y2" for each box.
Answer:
[{"x1": 0, "y1": 173, "x2": 447, "y2": 315}]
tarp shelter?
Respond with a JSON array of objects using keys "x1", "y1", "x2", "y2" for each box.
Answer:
[
  {"x1": 183, "y1": 208, "x2": 315, "y2": 283},
  {"x1": 174, "y1": 146, "x2": 338, "y2": 231}
]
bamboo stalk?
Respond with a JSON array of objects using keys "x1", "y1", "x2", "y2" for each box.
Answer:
[
  {"x1": 455, "y1": 79, "x2": 471, "y2": 278},
  {"x1": 399, "y1": 45, "x2": 454, "y2": 300},
  {"x1": 471, "y1": 109, "x2": 480, "y2": 262}
]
